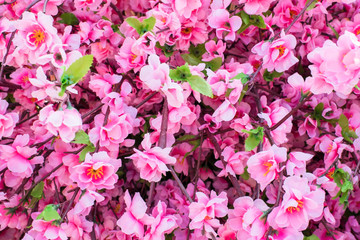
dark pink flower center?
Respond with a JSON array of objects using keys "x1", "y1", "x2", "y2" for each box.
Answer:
[{"x1": 86, "y1": 166, "x2": 104, "y2": 180}]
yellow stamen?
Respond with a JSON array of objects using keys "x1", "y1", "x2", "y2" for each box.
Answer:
[
  {"x1": 263, "y1": 162, "x2": 273, "y2": 176},
  {"x1": 86, "y1": 166, "x2": 104, "y2": 180},
  {"x1": 286, "y1": 200, "x2": 304, "y2": 213},
  {"x1": 275, "y1": 45, "x2": 285, "y2": 58},
  {"x1": 30, "y1": 28, "x2": 46, "y2": 46}
]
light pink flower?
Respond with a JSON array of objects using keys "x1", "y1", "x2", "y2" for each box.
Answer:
[
  {"x1": 140, "y1": 54, "x2": 171, "y2": 91},
  {"x1": 319, "y1": 136, "x2": 352, "y2": 168},
  {"x1": 0, "y1": 134, "x2": 43, "y2": 178},
  {"x1": 208, "y1": 9, "x2": 242, "y2": 41},
  {"x1": 252, "y1": 30, "x2": 298, "y2": 72},
  {"x1": 215, "y1": 146, "x2": 246, "y2": 177},
  {"x1": 189, "y1": 191, "x2": 228, "y2": 236},
  {"x1": 28, "y1": 213, "x2": 67, "y2": 240},
  {"x1": 89, "y1": 73, "x2": 122, "y2": 99},
  {"x1": 212, "y1": 99, "x2": 237, "y2": 123},
  {"x1": 202, "y1": 40, "x2": 226, "y2": 61},
  {"x1": 171, "y1": 0, "x2": 202, "y2": 19},
  {"x1": 12, "y1": 11, "x2": 62, "y2": 65},
  {"x1": 268, "y1": 176, "x2": 325, "y2": 231},
  {"x1": 239, "y1": 0, "x2": 276, "y2": 15},
  {"x1": 70, "y1": 151, "x2": 120, "y2": 190},
  {"x1": 128, "y1": 133, "x2": 176, "y2": 182},
  {"x1": 286, "y1": 151, "x2": 313, "y2": 176},
  {"x1": 115, "y1": 37, "x2": 147, "y2": 73},
  {"x1": 117, "y1": 190, "x2": 154, "y2": 238},
  {"x1": 60, "y1": 209, "x2": 93, "y2": 240},
  {"x1": 0, "y1": 99, "x2": 18, "y2": 139},
  {"x1": 247, "y1": 145, "x2": 287, "y2": 191},
  {"x1": 39, "y1": 105, "x2": 82, "y2": 143}
]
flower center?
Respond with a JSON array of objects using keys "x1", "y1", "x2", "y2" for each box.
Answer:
[
  {"x1": 354, "y1": 26, "x2": 360, "y2": 36},
  {"x1": 275, "y1": 45, "x2": 286, "y2": 58},
  {"x1": 86, "y1": 166, "x2": 104, "y2": 180},
  {"x1": 30, "y1": 28, "x2": 46, "y2": 46},
  {"x1": 21, "y1": 75, "x2": 29, "y2": 83},
  {"x1": 204, "y1": 216, "x2": 211, "y2": 221},
  {"x1": 286, "y1": 199, "x2": 304, "y2": 213},
  {"x1": 263, "y1": 161, "x2": 273, "y2": 176},
  {"x1": 130, "y1": 53, "x2": 137, "y2": 63},
  {"x1": 326, "y1": 144, "x2": 333, "y2": 153},
  {"x1": 181, "y1": 27, "x2": 193, "y2": 35},
  {"x1": 326, "y1": 167, "x2": 335, "y2": 180}
]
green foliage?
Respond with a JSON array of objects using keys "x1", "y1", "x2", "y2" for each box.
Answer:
[
  {"x1": 240, "y1": 166, "x2": 250, "y2": 180},
  {"x1": 169, "y1": 64, "x2": 192, "y2": 81},
  {"x1": 338, "y1": 114, "x2": 358, "y2": 144},
  {"x1": 72, "y1": 130, "x2": 96, "y2": 161},
  {"x1": 238, "y1": 11, "x2": 266, "y2": 34},
  {"x1": 303, "y1": 235, "x2": 320, "y2": 240},
  {"x1": 242, "y1": 127, "x2": 264, "y2": 151},
  {"x1": 263, "y1": 69, "x2": 283, "y2": 82},
  {"x1": 58, "y1": 13, "x2": 80, "y2": 25},
  {"x1": 125, "y1": 16, "x2": 156, "y2": 36},
  {"x1": 36, "y1": 204, "x2": 61, "y2": 222},
  {"x1": 332, "y1": 168, "x2": 353, "y2": 208},
  {"x1": 181, "y1": 44, "x2": 222, "y2": 72},
  {"x1": 31, "y1": 181, "x2": 44, "y2": 199},
  {"x1": 231, "y1": 73, "x2": 249, "y2": 84},
  {"x1": 60, "y1": 55, "x2": 93, "y2": 96}
]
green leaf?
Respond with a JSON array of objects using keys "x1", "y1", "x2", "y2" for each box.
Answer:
[
  {"x1": 338, "y1": 114, "x2": 349, "y2": 130},
  {"x1": 79, "y1": 145, "x2": 96, "y2": 162},
  {"x1": 204, "y1": 57, "x2": 222, "y2": 72},
  {"x1": 263, "y1": 69, "x2": 283, "y2": 82},
  {"x1": 231, "y1": 73, "x2": 249, "y2": 84},
  {"x1": 72, "y1": 130, "x2": 91, "y2": 145},
  {"x1": 332, "y1": 168, "x2": 353, "y2": 208},
  {"x1": 187, "y1": 75, "x2": 213, "y2": 98},
  {"x1": 142, "y1": 16, "x2": 156, "y2": 33},
  {"x1": 175, "y1": 134, "x2": 199, "y2": 146},
  {"x1": 338, "y1": 114, "x2": 358, "y2": 143},
  {"x1": 36, "y1": 204, "x2": 61, "y2": 222},
  {"x1": 189, "y1": 44, "x2": 206, "y2": 59},
  {"x1": 313, "y1": 103, "x2": 324, "y2": 120},
  {"x1": 240, "y1": 11, "x2": 250, "y2": 25},
  {"x1": 303, "y1": 235, "x2": 320, "y2": 240},
  {"x1": 64, "y1": 55, "x2": 93, "y2": 84},
  {"x1": 240, "y1": 166, "x2": 250, "y2": 180},
  {"x1": 58, "y1": 13, "x2": 79, "y2": 25},
  {"x1": 31, "y1": 181, "x2": 44, "y2": 199},
  {"x1": 156, "y1": 42, "x2": 174, "y2": 57},
  {"x1": 250, "y1": 15, "x2": 266, "y2": 29},
  {"x1": 169, "y1": 64, "x2": 192, "y2": 81},
  {"x1": 327, "y1": 23, "x2": 339, "y2": 39},
  {"x1": 242, "y1": 127, "x2": 264, "y2": 151},
  {"x1": 125, "y1": 17, "x2": 142, "y2": 34},
  {"x1": 181, "y1": 54, "x2": 202, "y2": 66}
]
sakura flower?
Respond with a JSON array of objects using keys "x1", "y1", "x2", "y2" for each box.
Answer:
[
  {"x1": 60, "y1": 209, "x2": 93, "y2": 240},
  {"x1": 128, "y1": 133, "x2": 176, "y2": 182},
  {"x1": 215, "y1": 146, "x2": 246, "y2": 177},
  {"x1": 70, "y1": 151, "x2": 121, "y2": 190},
  {"x1": 115, "y1": 37, "x2": 147, "y2": 73},
  {"x1": 202, "y1": 40, "x2": 226, "y2": 61},
  {"x1": 171, "y1": 0, "x2": 202, "y2": 19},
  {"x1": 208, "y1": 9, "x2": 242, "y2": 41},
  {"x1": 286, "y1": 151, "x2": 313, "y2": 176},
  {"x1": 28, "y1": 213, "x2": 67, "y2": 240},
  {"x1": 0, "y1": 99, "x2": 18, "y2": 140},
  {"x1": 239, "y1": 0, "x2": 276, "y2": 15},
  {"x1": 252, "y1": 30, "x2": 298, "y2": 72},
  {"x1": 117, "y1": 190, "x2": 154, "y2": 238},
  {"x1": 189, "y1": 191, "x2": 228, "y2": 236},
  {"x1": 0, "y1": 134, "x2": 43, "y2": 178},
  {"x1": 247, "y1": 145, "x2": 287, "y2": 190},
  {"x1": 212, "y1": 99, "x2": 237, "y2": 123},
  {"x1": 89, "y1": 73, "x2": 122, "y2": 99},
  {"x1": 39, "y1": 104, "x2": 82, "y2": 143},
  {"x1": 268, "y1": 176, "x2": 325, "y2": 231}
]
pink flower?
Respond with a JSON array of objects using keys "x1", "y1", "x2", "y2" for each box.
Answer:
[
  {"x1": 171, "y1": 0, "x2": 202, "y2": 19},
  {"x1": 319, "y1": 136, "x2": 352, "y2": 168},
  {"x1": 89, "y1": 73, "x2": 122, "y2": 99},
  {"x1": 28, "y1": 213, "x2": 67, "y2": 240},
  {"x1": 139, "y1": 54, "x2": 171, "y2": 91},
  {"x1": 286, "y1": 151, "x2": 313, "y2": 176},
  {"x1": 128, "y1": 133, "x2": 176, "y2": 182},
  {"x1": 12, "y1": 11, "x2": 61, "y2": 65},
  {"x1": 70, "y1": 151, "x2": 120, "y2": 190},
  {"x1": 247, "y1": 145, "x2": 287, "y2": 191},
  {"x1": 189, "y1": 191, "x2": 228, "y2": 236},
  {"x1": 0, "y1": 134, "x2": 43, "y2": 178},
  {"x1": 212, "y1": 99, "x2": 237, "y2": 123},
  {"x1": 268, "y1": 176, "x2": 325, "y2": 231},
  {"x1": 208, "y1": 9, "x2": 242, "y2": 41},
  {"x1": 115, "y1": 37, "x2": 147, "y2": 73},
  {"x1": 252, "y1": 30, "x2": 298, "y2": 72},
  {"x1": 202, "y1": 40, "x2": 226, "y2": 61},
  {"x1": 215, "y1": 146, "x2": 246, "y2": 177},
  {"x1": 0, "y1": 99, "x2": 18, "y2": 139},
  {"x1": 39, "y1": 105, "x2": 82, "y2": 143},
  {"x1": 239, "y1": 0, "x2": 276, "y2": 15},
  {"x1": 60, "y1": 209, "x2": 93, "y2": 240},
  {"x1": 117, "y1": 190, "x2": 154, "y2": 238}
]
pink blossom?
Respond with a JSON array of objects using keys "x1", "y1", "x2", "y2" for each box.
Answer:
[
  {"x1": 28, "y1": 213, "x2": 67, "y2": 240},
  {"x1": 12, "y1": 11, "x2": 62, "y2": 65},
  {"x1": 319, "y1": 136, "x2": 352, "y2": 168},
  {"x1": 128, "y1": 133, "x2": 176, "y2": 182},
  {"x1": 268, "y1": 176, "x2": 325, "y2": 231},
  {"x1": 171, "y1": 0, "x2": 202, "y2": 19},
  {"x1": 74, "y1": 0, "x2": 103, "y2": 11},
  {"x1": 215, "y1": 146, "x2": 246, "y2": 177},
  {"x1": 89, "y1": 73, "x2": 122, "y2": 99},
  {"x1": 252, "y1": 31, "x2": 298, "y2": 72},
  {"x1": 70, "y1": 151, "x2": 120, "y2": 190},
  {"x1": 212, "y1": 99, "x2": 237, "y2": 123},
  {"x1": 208, "y1": 9, "x2": 242, "y2": 41},
  {"x1": 117, "y1": 190, "x2": 154, "y2": 238},
  {"x1": 247, "y1": 145, "x2": 287, "y2": 191},
  {"x1": 115, "y1": 37, "x2": 147, "y2": 73},
  {"x1": 189, "y1": 191, "x2": 228, "y2": 236},
  {"x1": 39, "y1": 105, "x2": 82, "y2": 143},
  {"x1": 286, "y1": 151, "x2": 313, "y2": 176},
  {"x1": 0, "y1": 134, "x2": 43, "y2": 178},
  {"x1": 9, "y1": 67, "x2": 35, "y2": 88},
  {"x1": 239, "y1": 0, "x2": 276, "y2": 15},
  {"x1": 60, "y1": 209, "x2": 93, "y2": 240},
  {"x1": 202, "y1": 40, "x2": 226, "y2": 61},
  {"x1": 0, "y1": 99, "x2": 18, "y2": 139}
]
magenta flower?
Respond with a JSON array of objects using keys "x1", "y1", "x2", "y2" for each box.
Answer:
[
  {"x1": 60, "y1": 209, "x2": 93, "y2": 240},
  {"x1": 39, "y1": 105, "x2": 82, "y2": 143},
  {"x1": 128, "y1": 133, "x2": 176, "y2": 182},
  {"x1": 208, "y1": 9, "x2": 242, "y2": 41},
  {"x1": 0, "y1": 134, "x2": 43, "y2": 178},
  {"x1": 252, "y1": 30, "x2": 298, "y2": 72},
  {"x1": 70, "y1": 152, "x2": 121, "y2": 190},
  {"x1": 115, "y1": 37, "x2": 147, "y2": 73},
  {"x1": 189, "y1": 191, "x2": 228, "y2": 236},
  {"x1": 239, "y1": 0, "x2": 276, "y2": 15},
  {"x1": 215, "y1": 146, "x2": 246, "y2": 177},
  {"x1": 0, "y1": 99, "x2": 18, "y2": 140},
  {"x1": 247, "y1": 145, "x2": 287, "y2": 191},
  {"x1": 268, "y1": 176, "x2": 325, "y2": 231},
  {"x1": 117, "y1": 190, "x2": 154, "y2": 238}
]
